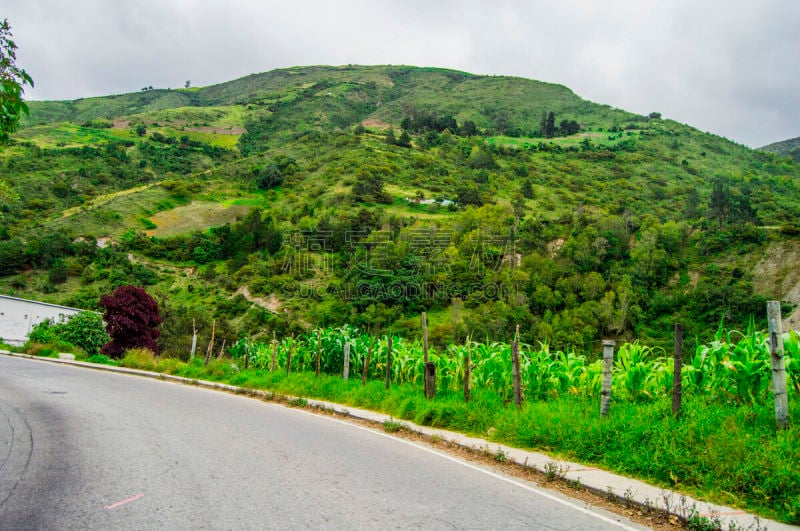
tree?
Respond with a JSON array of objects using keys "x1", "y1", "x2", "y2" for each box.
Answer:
[
  {"x1": 396, "y1": 130, "x2": 412, "y2": 148},
  {"x1": 0, "y1": 19, "x2": 34, "y2": 144},
  {"x1": 544, "y1": 111, "x2": 556, "y2": 138},
  {"x1": 460, "y1": 120, "x2": 477, "y2": 137},
  {"x1": 135, "y1": 124, "x2": 147, "y2": 137},
  {"x1": 99, "y1": 285, "x2": 163, "y2": 358},
  {"x1": 185, "y1": 80, "x2": 191, "y2": 89},
  {"x1": 352, "y1": 170, "x2": 390, "y2": 203},
  {"x1": 708, "y1": 176, "x2": 731, "y2": 227},
  {"x1": 48, "y1": 258, "x2": 68, "y2": 284},
  {"x1": 685, "y1": 187, "x2": 700, "y2": 219},
  {"x1": 559, "y1": 119, "x2": 580, "y2": 135},
  {"x1": 467, "y1": 147, "x2": 496, "y2": 169},
  {"x1": 258, "y1": 163, "x2": 284, "y2": 189}
]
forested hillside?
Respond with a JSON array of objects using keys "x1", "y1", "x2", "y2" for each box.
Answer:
[{"x1": 2, "y1": 65, "x2": 799, "y2": 355}]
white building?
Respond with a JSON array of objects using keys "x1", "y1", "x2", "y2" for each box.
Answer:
[{"x1": 0, "y1": 295, "x2": 85, "y2": 346}]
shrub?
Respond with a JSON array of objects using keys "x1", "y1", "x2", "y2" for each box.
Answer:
[{"x1": 59, "y1": 311, "x2": 109, "y2": 356}]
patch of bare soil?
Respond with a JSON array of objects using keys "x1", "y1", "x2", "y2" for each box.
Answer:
[
  {"x1": 127, "y1": 253, "x2": 196, "y2": 276},
  {"x1": 753, "y1": 240, "x2": 800, "y2": 330},
  {"x1": 235, "y1": 286, "x2": 282, "y2": 313},
  {"x1": 187, "y1": 126, "x2": 245, "y2": 135},
  {"x1": 361, "y1": 118, "x2": 391, "y2": 129}
]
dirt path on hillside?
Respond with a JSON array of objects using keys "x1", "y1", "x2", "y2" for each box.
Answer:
[{"x1": 127, "y1": 253, "x2": 197, "y2": 276}]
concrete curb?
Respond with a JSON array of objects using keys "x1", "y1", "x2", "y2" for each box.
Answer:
[{"x1": 3, "y1": 351, "x2": 795, "y2": 530}]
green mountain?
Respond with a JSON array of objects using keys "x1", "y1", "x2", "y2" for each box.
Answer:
[
  {"x1": 2, "y1": 65, "x2": 799, "y2": 355},
  {"x1": 760, "y1": 136, "x2": 800, "y2": 163}
]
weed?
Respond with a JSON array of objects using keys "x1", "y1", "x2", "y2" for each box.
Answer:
[
  {"x1": 623, "y1": 487, "x2": 635, "y2": 508},
  {"x1": 288, "y1": 397, "x2": 308, "y2": 407},
  {"x1": 494, "y1": 449, "x2": 507, "y2": 463},
  {"x1": 383, "y1": 419, "x2": 407, "y2": 433},
  {"x1": 566, "y1": 478, "x2": 584, "y2": 491},
  {"x1": 543, "y1": 460, "x2": 567, "y2": 482}
]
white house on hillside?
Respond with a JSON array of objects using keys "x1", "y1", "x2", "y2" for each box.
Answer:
[{"x1": 0, "y1": 295, "x2": 85, "y2": 346}]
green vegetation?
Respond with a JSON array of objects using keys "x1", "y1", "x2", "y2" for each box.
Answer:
[
  {"x1": 27, "y1": 310, "x2": 108, "y2": 355},
  {"x1": 760, "y1": 135, "x2": 800, "y2": 163},
  {"x1": 0, "y1": 19, "x2": 34, "y2": 144},
  {"x1": 2, "y1": 65, "x2": 799, "y2": 356}
]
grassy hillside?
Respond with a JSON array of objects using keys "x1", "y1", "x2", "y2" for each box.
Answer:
[
  {"x1": 3, "y1": 65, "x2": 800, "y2": 357},
  {"x1": 760, "y1": 136, "x2": 800, "y2": 163}
]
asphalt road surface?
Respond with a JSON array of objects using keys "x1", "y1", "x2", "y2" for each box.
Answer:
[{"x1": 0, "y1": 356, "x2": 645, "y2": 530}]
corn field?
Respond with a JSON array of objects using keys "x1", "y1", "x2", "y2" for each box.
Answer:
[{"x1": 228, "y1": 323, "x2": 800, "y2": 407}]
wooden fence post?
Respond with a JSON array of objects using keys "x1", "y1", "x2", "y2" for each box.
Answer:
[
  {"x1": 600, "y1": 340, "x2": 615, "y2": 416},
  {"x1": 385, "y1": 336, "x2": 392, "y2": 390},
  {"x1": 424, "y1": 362, "x2": 436, "y2": 399},
  {"x1": 270, "y1": 334, "x2": 277, "y2": 372},
  {"x1": 190, "y1": 318, "x2": 197, "y2": 359},
  {"x1": 362, "y1": 337, "x2": 374, "y2": 386},
  {"x1": 315, "y1": 329, "x2": 322, "y2": 377},
  {"x1": 422, "y1": 312, "x2": 429, "y2": 363},
  {"x1": 672, "y1": 323, "x2": 683, "y2": 417},
  {"x1": 512, "y1": 325, "x2": 522, "y2": 408},
  {"x1": 217, "y1": 339, "x2": 226, "y2": 361},
  {"x1": 767, "y1": 301, "x2": 789, "y2": 430},
  {"x1": 343, "y1": 342, "x2": 351, "y2": 380},
  {"x1": 464, "y1": 338, "x2": 472, "y2": 403},
  {"x1": 286, "y1": 334, "x2": 294, "y2": 377},
  {"x1": 204, "y1": 319, "x2": 216, "y2": 366},
  {"x1": 422, "y1": 312, "x2": 431, "y2": 398}
]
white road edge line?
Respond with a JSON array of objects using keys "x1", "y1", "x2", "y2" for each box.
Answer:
[{"x1": 291, "y1": 407, "x2": 641, "y2": 530}]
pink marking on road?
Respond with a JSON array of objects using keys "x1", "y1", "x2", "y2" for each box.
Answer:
[
  {"x1": 699, "y1": 510, "x2": 748, "y2": 517},
  {"x1": 104, "y1": 493, "x2": 144, "y2": 510}
]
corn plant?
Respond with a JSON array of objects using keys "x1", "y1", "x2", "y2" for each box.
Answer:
[
  {"x1": 522, "y1": 343, "x2": 558, "y2": 401},
  {"x1": 718, "y1": 328, "x2": 770, "y2": 406},
  {"x1": 471, "y1": 341, "x2": 512, "y2": 400},
  {"x1": 229, "y1": 321, "x2": 800, "y2": 409},
  {"x1": 784, "y1": 330, "x2": 800, "y2": 394},
  {"x1": 614, "y1": 342, "x2": 661, "y2": 401}
]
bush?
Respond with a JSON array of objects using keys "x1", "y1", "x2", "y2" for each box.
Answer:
[
  {"x1": 59, "y1": 311, "x2": 109, "y2": 356},
  {"x1": 26, "y1": 313, "x2": 108, "y2": 356}
]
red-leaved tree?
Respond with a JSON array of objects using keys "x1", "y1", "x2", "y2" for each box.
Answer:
[{"x1": 99, "y1": 285, "x2": 162, "y2": 358}]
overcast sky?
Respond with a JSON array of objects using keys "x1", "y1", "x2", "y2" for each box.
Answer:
[{"x1": 5, "y1": 0, "x2": 799, "y2": 147}]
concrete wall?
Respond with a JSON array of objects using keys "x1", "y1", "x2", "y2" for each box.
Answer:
[{"x1": 0, "y1": 295, "x2": 84, "y2": 346}]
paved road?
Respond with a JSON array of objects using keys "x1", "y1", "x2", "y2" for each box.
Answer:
[{"x1": 0, "y1": 356, "x2": 645, "y2": 530}]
